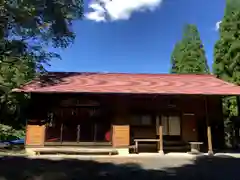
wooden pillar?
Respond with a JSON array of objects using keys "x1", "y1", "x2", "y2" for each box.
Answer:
[
  {"x1": 205, "y1": 97, "x2": 213, "y2": 155},
  {"x1": 77, "y1": 124, "x2": 80, "y2": 142},
  {"x1": 156, "y1": 116, "x2": 164, "y2": 154},
  {"x1": 60, "y1": 123, "x2": 63, "y2": 143}
]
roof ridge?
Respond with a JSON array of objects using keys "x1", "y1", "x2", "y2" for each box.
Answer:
[{"x1": 46, "y1": 71, "x2": 215, "y2": 76}]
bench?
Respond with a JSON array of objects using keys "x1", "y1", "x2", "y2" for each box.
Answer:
[
  {"x1": 134, "y1": 139, "x2": 161, "y2": 153},
  {"x1": 189, "y1": 142, "x2": 203, "y2": 154}
]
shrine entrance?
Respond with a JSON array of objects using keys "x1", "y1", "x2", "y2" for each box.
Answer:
[{"x1": 44, "y1": 99, "x2": 112, "y2": 146}]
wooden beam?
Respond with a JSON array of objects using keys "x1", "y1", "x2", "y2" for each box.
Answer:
[{"x1": 205, "y1": 97, "x2": 213, "y2": 155}]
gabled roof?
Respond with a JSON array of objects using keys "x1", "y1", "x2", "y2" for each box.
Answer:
[{"x1": 12, "y1": 72, "x2": 240, "y2": 95}]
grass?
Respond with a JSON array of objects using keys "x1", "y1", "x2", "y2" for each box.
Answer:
[{"x1": 0, "y1": 145, "x2": 26, "y2": 156}]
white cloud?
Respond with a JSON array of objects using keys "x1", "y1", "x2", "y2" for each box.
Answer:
[
  {"x1": 215, "y1": 21, "x2": 222, "y2": 31},
  {"x1": 85, "y1": 3, "x2": 106, "y2": 22},
  {"x1": 85, "y1": 11, "x2": 106, "y2": 22},
  {"x1": 85, "y1": 0, "x2": 163, "y2": 22}
]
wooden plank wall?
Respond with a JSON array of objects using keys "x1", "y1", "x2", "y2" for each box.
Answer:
[
  {"x1": 25, "y1": 124, "x2": 46, "y2": 146},
  {"x1": 112, "y1": 125, "x2": 130, "y2": 147},
  {"x1": 25, "y1": 94, "x2": 224, "y2": 149}
]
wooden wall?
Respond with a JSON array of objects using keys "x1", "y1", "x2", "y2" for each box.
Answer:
[
  {"x1": 25, "y1": 93, "x2": 224, "y2": 149},
  {"x1": 25, "y1": 94, "x2": 49, "y2": 147},
  {"x1": 131, "y1": 127, "x2": 156, "y2": 139},
  {"x1": 111, "y1": 97, "x2": 130, "y2": 148},
  {"x1": 25, "y1": 124, "x2": 45, "y2": 146},
  {"x1": 110, "y1": 95, "x2": 224, "y2": 148},
  {"x1": 112, "y1": 125, "x2": 130, "y2": 147}
]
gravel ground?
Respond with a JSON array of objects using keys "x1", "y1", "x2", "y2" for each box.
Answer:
[
  {"x1": 0, "y1": 155, "x2": 239, "y2": 180},
  {"x1": 29, "y1": 155, "x2": 195, "y2": 169}
]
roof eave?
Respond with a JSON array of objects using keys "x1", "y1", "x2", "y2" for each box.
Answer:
[{"x1": 11, "y1": 90, "x2": 238, "y2": 96}]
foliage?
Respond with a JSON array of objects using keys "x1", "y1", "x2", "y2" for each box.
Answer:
[
  {"x1": 0, "y1": 0, "x2": 84, "y2": 138},
  {"x1": 213, "y1": 0, "x2": 240, "y2": 83},
  {"x1": 0, "y1": 0, "x2": 83, "y2": 71},
  {"x1": 0, "y1": 0, "x2": 83, "y2": 45},
  {"x1": 213, "y1": 0, "x2": 240, "y2": 111},
  {"x1": 0, "y1": 0, "x2": 84, "y2": 90},
  {"x1": 170, "y1": 24, "x2": 210, "y2": 74},
  {"x1": 0, "y1": 124, "x2": 25, "y2": 140},
  {"x1": 213, "y1": 0, "x2": 240, "y2": 147},
  {"x1": 0, "y1": 59, "x2": 33, "y2": 129}
]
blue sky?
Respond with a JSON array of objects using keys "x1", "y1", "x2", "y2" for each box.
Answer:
[{"x1": 48, "y1": 0, "x2": 225, "y2": 73}]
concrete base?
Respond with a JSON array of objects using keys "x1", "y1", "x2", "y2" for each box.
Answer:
[
  {"x1": 208, "y1": 150, "x2": 214, "y2": 156},
  {"x1": 117, "y1": 148, "x2": 129, "y2": 156},
  {"x1": 165, "y1": 152, "x2": 204, "y2": 159},
  {"x1": 25, "y1": 148, "x2": 37, "y2": 156},
  {"x1": 158, "y1": 150, "x2": 164, "y2": 155},
  {"x1": 25, "y1": 147, "x2": 118, "y2": 155}
]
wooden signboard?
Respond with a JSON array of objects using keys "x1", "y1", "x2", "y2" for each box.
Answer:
[{"x1": 112, "y1": 125, "x2": 130, "y2": 147}]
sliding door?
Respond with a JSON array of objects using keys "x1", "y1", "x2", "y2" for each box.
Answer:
[
  {"x1": 45, "y1": 107, "x2": 112, "y2": 145},
  {"x1": 168, "y1": 116, "x2": 181, "y2": 135},
  {"x1": 161, "y1": 115, "x2": 181, "y2": 139}
]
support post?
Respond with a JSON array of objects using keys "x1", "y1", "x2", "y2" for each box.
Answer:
[
  {"x1": 205, "y1": 97, "x2": 213, "y2": 155},
  {"x1": 94, "y1": 123, "x2": 97, "y2": 142},
  {"x1": 77, "y1": 124, "x2": 80, "y2": 143},
  {"x1": 157, "y1": 116, "x2": 164, "y2": 154},
  {"x1": 207, "y1": 126, "x2": 213, "y2": 155},
  {"x1": 60, "y1": 123, "x2": 63, "y2": 144}
]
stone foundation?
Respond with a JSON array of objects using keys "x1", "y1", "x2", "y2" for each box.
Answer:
[
  {"x1": 25, "y1": 148, "x2": 37, "y2": 155},
  {"x1": 158, "y1": 150, "x2": 164, "y2": 155},
  {"x1": 117, "y1": 148, "x2": 129, "y2": 155}
]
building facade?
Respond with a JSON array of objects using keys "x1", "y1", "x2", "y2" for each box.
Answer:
[{"x1": 13, "y1": 72, "x2": 240, "y2": 155}]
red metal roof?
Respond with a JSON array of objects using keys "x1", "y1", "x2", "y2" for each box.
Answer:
[{"x1": 12, "y1": 72, "x2": 240, "y2": 95}]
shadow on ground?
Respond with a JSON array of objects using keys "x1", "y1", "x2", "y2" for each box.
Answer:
[{"x1": 0, "y1": 155, "x2": 239, "y2": 180}]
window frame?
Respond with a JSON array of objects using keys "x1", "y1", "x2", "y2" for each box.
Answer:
[
  {"x1": 161, "y1": 114, "x2": 181, "y2": 136},
  {"x1": 130, "y1": 114, "x2": 153, "y2": 126}
]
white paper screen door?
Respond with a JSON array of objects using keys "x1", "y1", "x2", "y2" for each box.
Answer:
[
  {"x1": 168, "y1": 116, "x2": 181, "y2": 135},
  {"x1": 161, "y1": 116, "x2": 168, "y2": 135},
  {"x1": 161, "y1": 115, "x2": 180, "y2": 135}
]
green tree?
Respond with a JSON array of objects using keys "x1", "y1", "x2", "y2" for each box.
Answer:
[
  {"x1": 213, "y1": 0, "x2": 240, "y2": 84},
  {"x1": 213, "y1": 0, "x2": 240, "y2": 147},
  {"x1": 0, "y1": 0, "x2": 84, "y2": 139},
  {"x1": 0, "y1": 0, "x2": 83, "y2": 70},
  {"x1": 170, "y1": 24, "x2": 210, "y2": 74},
  {"x1": 0, "y1": 0, "x2": 84, "y2": 91},
  {"x1": 0, "y1": 56, "x2": 35, "y2": 127}
]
